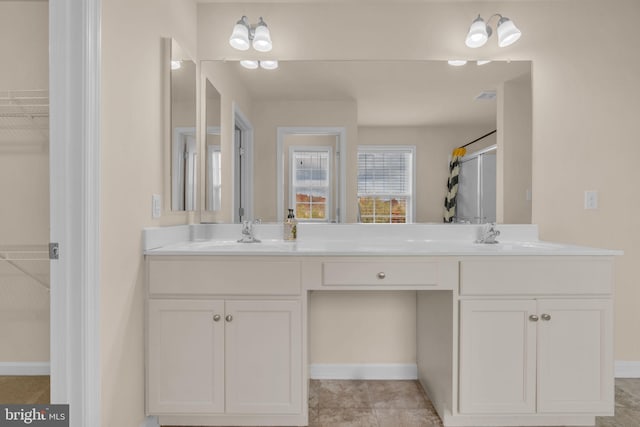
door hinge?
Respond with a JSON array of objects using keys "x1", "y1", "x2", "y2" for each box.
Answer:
[
  {"x1": 238, "y1": 207, "x2": 245, "y2": 218},
  {"x1": 49, "y1": 242, "x2": 59, "y2": 260}
]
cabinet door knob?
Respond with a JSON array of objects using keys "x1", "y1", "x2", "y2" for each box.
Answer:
[
  {"x1": 377, "y1": 272, "x2": 386, "y2": 279},
  {"x1": 213, "y1": 314, "x2": 221, "y2": 322},
  {"x1": 541, "y1": 313, "x2": 551, "y2": 321},
  {"x1": 225, "y1": 315, "x2": 233, "y2": 322},
  {"x1": 529, "y1": 314, "x2": 539, "y2": 322}
]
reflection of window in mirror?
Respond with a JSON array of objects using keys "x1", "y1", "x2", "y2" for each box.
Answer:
[
  {"x1": 357, "y1": 146, "x2": 415, "y2": 223},
  {"x1": 206, "y1": 131, "x2": 221, "y2": 211},
  {"x1": 170, "y1": 39, "x2": 196, "y2": 211},
  {"x1": 290, "y1": 147, "x2": 332, "y2": 222}
]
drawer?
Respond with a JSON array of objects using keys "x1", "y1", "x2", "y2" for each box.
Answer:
[
  {"x1": 459, "y1": 257, "x2": 614, "y2": 296},
  {"x1": 322, "y1": 260, "x2": 439, "y2": 286},
  {"x1": 147, "y1": 257, "x2": 301, "y2": 295}
]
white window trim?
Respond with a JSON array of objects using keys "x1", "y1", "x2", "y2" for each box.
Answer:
[
  {"x1": 357, "y1": 145, "x2": 416, "y2": 223},
  {"x1": 277, "y1": 127, "x2": 346, "y2": 223},
  {"x1": 289, "y1": 145, "x2": 333, "y2": 222}
]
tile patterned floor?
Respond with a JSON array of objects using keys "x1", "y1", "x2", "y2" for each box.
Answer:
[
  {"x1": 1, "y1": 376, "x2": 637, "y2": 426},
  {"x1": 0, "y1": 375, "x2": 50, "y2": 404}
]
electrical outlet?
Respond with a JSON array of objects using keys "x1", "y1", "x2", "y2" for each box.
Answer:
[
  {"x1": 584, "y1": 190, "x2": 598, "y2": 210},
  {"x1": 152, "y1": 194, "x2": 162, "y2": 218}
]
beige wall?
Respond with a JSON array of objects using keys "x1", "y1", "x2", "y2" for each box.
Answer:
[
  {"x1": 194, "y1": 0, "x2": 640, "y2": 365},
  {"x1": 101, "y1": 0, "x2": 196, "y2": 426},
  {"x1": 497, "y1": 75, "x2": 532, "y2": 224},
  {"x1": 0, "y1": 1, "x2": 49, "y2": 363}
]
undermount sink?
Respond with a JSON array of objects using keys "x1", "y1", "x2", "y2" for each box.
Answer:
[{"x1": 187, "y1": 239, "x2": 296, "y2": 252}]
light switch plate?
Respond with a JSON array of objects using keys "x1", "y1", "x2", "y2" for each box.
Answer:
[
  {"x1": 152, "y1": 194, "x2": 161, "y2": 218},
  {"x1": 584, "y1": 190, "x2": 598, "y2": 210}
]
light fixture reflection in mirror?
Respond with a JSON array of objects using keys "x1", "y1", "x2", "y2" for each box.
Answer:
[
  {"x1": 170, "y1": 39, "x2": 197, "y2": 211},
  {"x1": 199, "y1": 60, "x2": 532, "y2": 224},
  {"x1": 205, "y1": 79, "x2": 222, "y2": 212}
]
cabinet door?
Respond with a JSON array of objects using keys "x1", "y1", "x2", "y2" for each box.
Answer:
[
  {"x1": 147, "y1": 299, "x2": 225, "y2": 414},
  {"x1": 537, "y1": 299, "x2": 613, "y2": 413},
  {"x1": 225, "y1": 300, "x2": 302, "y2": 414},
  {"x1": 459, "y1": 299, "x2": 537, "y2": 414}
]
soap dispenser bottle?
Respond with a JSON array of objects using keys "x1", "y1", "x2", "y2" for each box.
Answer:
[{"x1": 284, "y1": 208, "x2": 297, "y2": 241}]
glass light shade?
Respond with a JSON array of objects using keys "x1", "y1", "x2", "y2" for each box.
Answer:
[
  {"x1": 240, "y1": 60, "x2": 259, "y2": 69},
  {"x1": 465, "y1": 16, "x2": 489, "y2": 48},
  {"x1": 497, "y1": 17, "x2": 521, "y2": 47},
  {"x1": 476, "y1": 60, "x2": 491, "y2": 66},
  {"x1": 252, "y1": 21, "x2": 272, "y2": 52},
  {"x1": 448, "y1": 60, "x2": 468, "y2": 66},
  {"x1": 170, "y1": 60, "x2": 181, "y2": 70},
  {"x1": 260, "y1": 60, "x2": 278, "y2": 70},
  {"x1": 229, "y1": 22, "x2": 250, "y2": 51}
]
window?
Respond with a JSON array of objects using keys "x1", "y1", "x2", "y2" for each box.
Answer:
[
  {"x1": 290, "y1": 147, "x2": 332, "y2": 221},
  {"x1": 206, "y1": 144, "x2": 221, "y2": 211},
  {"x1": 357, "y1": 146, "x2": 415, "y2": 223}
]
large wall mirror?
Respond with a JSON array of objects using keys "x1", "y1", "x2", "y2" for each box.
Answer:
[
  {"x1": 169, "y1": 39, "x2": 197, "y2": 211},
  {"x1": 200, "y1": 60, "x2": 532, "y2": 224}
]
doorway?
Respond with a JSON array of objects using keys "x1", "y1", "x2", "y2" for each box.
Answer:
[
  {"x1": 277, "y1": 127, "x2": 346, "y2": 223},
  {"x1": 233, "y1": 106, "x2": 253, "y2": 223},
  {"x1": 0, "y1": 0, "x2": 51, "y2": 403}
]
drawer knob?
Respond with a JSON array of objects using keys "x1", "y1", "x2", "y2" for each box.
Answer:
[
  {"x1": 213, "y1": 314, "x2": 221, "y2": 322},
  {"x1": 529, "y1": 314, "x2": 539, "y2": 322},
  {"x1": 541, "y1": 313, "x2": 551, "y2": 321},
  {"x1": 377, "y1": 272, "x2": 386, "y2": 279},
  {"x1": 225, "y1": 315, "x2": 233, "y2": 322}
]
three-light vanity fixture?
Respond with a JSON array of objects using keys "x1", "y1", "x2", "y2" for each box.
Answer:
[
  {"x1": 229, "y1": 16, "x2": 273, "y2": 52},
  {"x1": 465, "y1": 14, "x2": 521, "y2": 48}
]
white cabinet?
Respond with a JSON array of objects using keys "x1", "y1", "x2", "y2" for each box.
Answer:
[
  {"x1": 148, "y1": 299, "x2": 225, "y2": 414},
  {"x1": 459, "y1": 298, "x2": 613, "y2": 415},
  {"x1": 225, "y1": 300, "x2": 302, "y2": 414},
  {"x1": 147, "y1": 298, "x2": 302, "y2": 416}
]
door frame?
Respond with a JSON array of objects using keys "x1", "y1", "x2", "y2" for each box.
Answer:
[
  {"x1": 232, "y1": 104, "x2": 253, "y2": 222},
  {"x1": 276, "y1": 127, "x2": 346, "y2": 223},
  {"x1": 50, "y1": 1, "x2": 101, "y2": 426}
]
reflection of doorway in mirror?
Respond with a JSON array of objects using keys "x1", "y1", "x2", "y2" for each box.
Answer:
[
  {"x1": 172, "y1": 127, "x2": 197, "y2": 211},
  {"x1": 277, "y1": 127, "x2": 346, "y2": 223},
  {"x1": 234, "y1": 107, "x2": 253, "y2": 223},
  {"x1": 289, "y1": 145, "x2": 334, "y2": 222}
]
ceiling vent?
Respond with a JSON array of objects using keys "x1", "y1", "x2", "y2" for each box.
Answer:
[{"x1": 475, "y1": 90, "x2": 497, "y2": 101}]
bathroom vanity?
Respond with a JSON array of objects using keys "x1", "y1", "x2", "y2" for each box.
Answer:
[{"x1": 143, "y1": 224, "x2": 619, "y2": 426}]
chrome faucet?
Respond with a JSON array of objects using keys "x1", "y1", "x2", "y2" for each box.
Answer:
[
  {"x1": 476, "y1": 222, "x2": 500, "y2": 244},
  {"x1": 238, "y1": 220, "x2": 261, "y2": 243}
]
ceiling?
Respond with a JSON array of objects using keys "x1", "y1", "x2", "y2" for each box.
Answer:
[{"x1": 210, "y1": 60, "x2": 531, "y2": 127}]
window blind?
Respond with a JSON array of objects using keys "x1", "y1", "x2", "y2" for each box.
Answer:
[{"x1": 357, "y1": 149, "x2": 412, "y2": 195}]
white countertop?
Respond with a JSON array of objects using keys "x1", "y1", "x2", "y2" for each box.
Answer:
[{"x1": 143, "y1": 224, "x2": 622, "y2": 257}]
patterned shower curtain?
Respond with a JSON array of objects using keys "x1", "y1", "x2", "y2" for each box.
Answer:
[{"x1": 443, "y1": 147, "x2": 466, "y2": 222}]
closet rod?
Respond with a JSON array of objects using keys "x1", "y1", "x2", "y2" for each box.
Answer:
[{"x1": 460, "y1": 129, "x2": 496, "y2": 149}]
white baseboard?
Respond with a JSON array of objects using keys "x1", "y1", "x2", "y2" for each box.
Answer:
[
  {"x1": 0, "y1": 362, "x2": 50, "y2": 375},
  {"x1": 615, "y1": 361, "x2": 640, "y2": 378},
  {"x1": 310, "y1": 363, "x2": 417, "y2": 380},
  {"x1": 140, "y1": 416, "x2": 159, "y2": 427}
]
